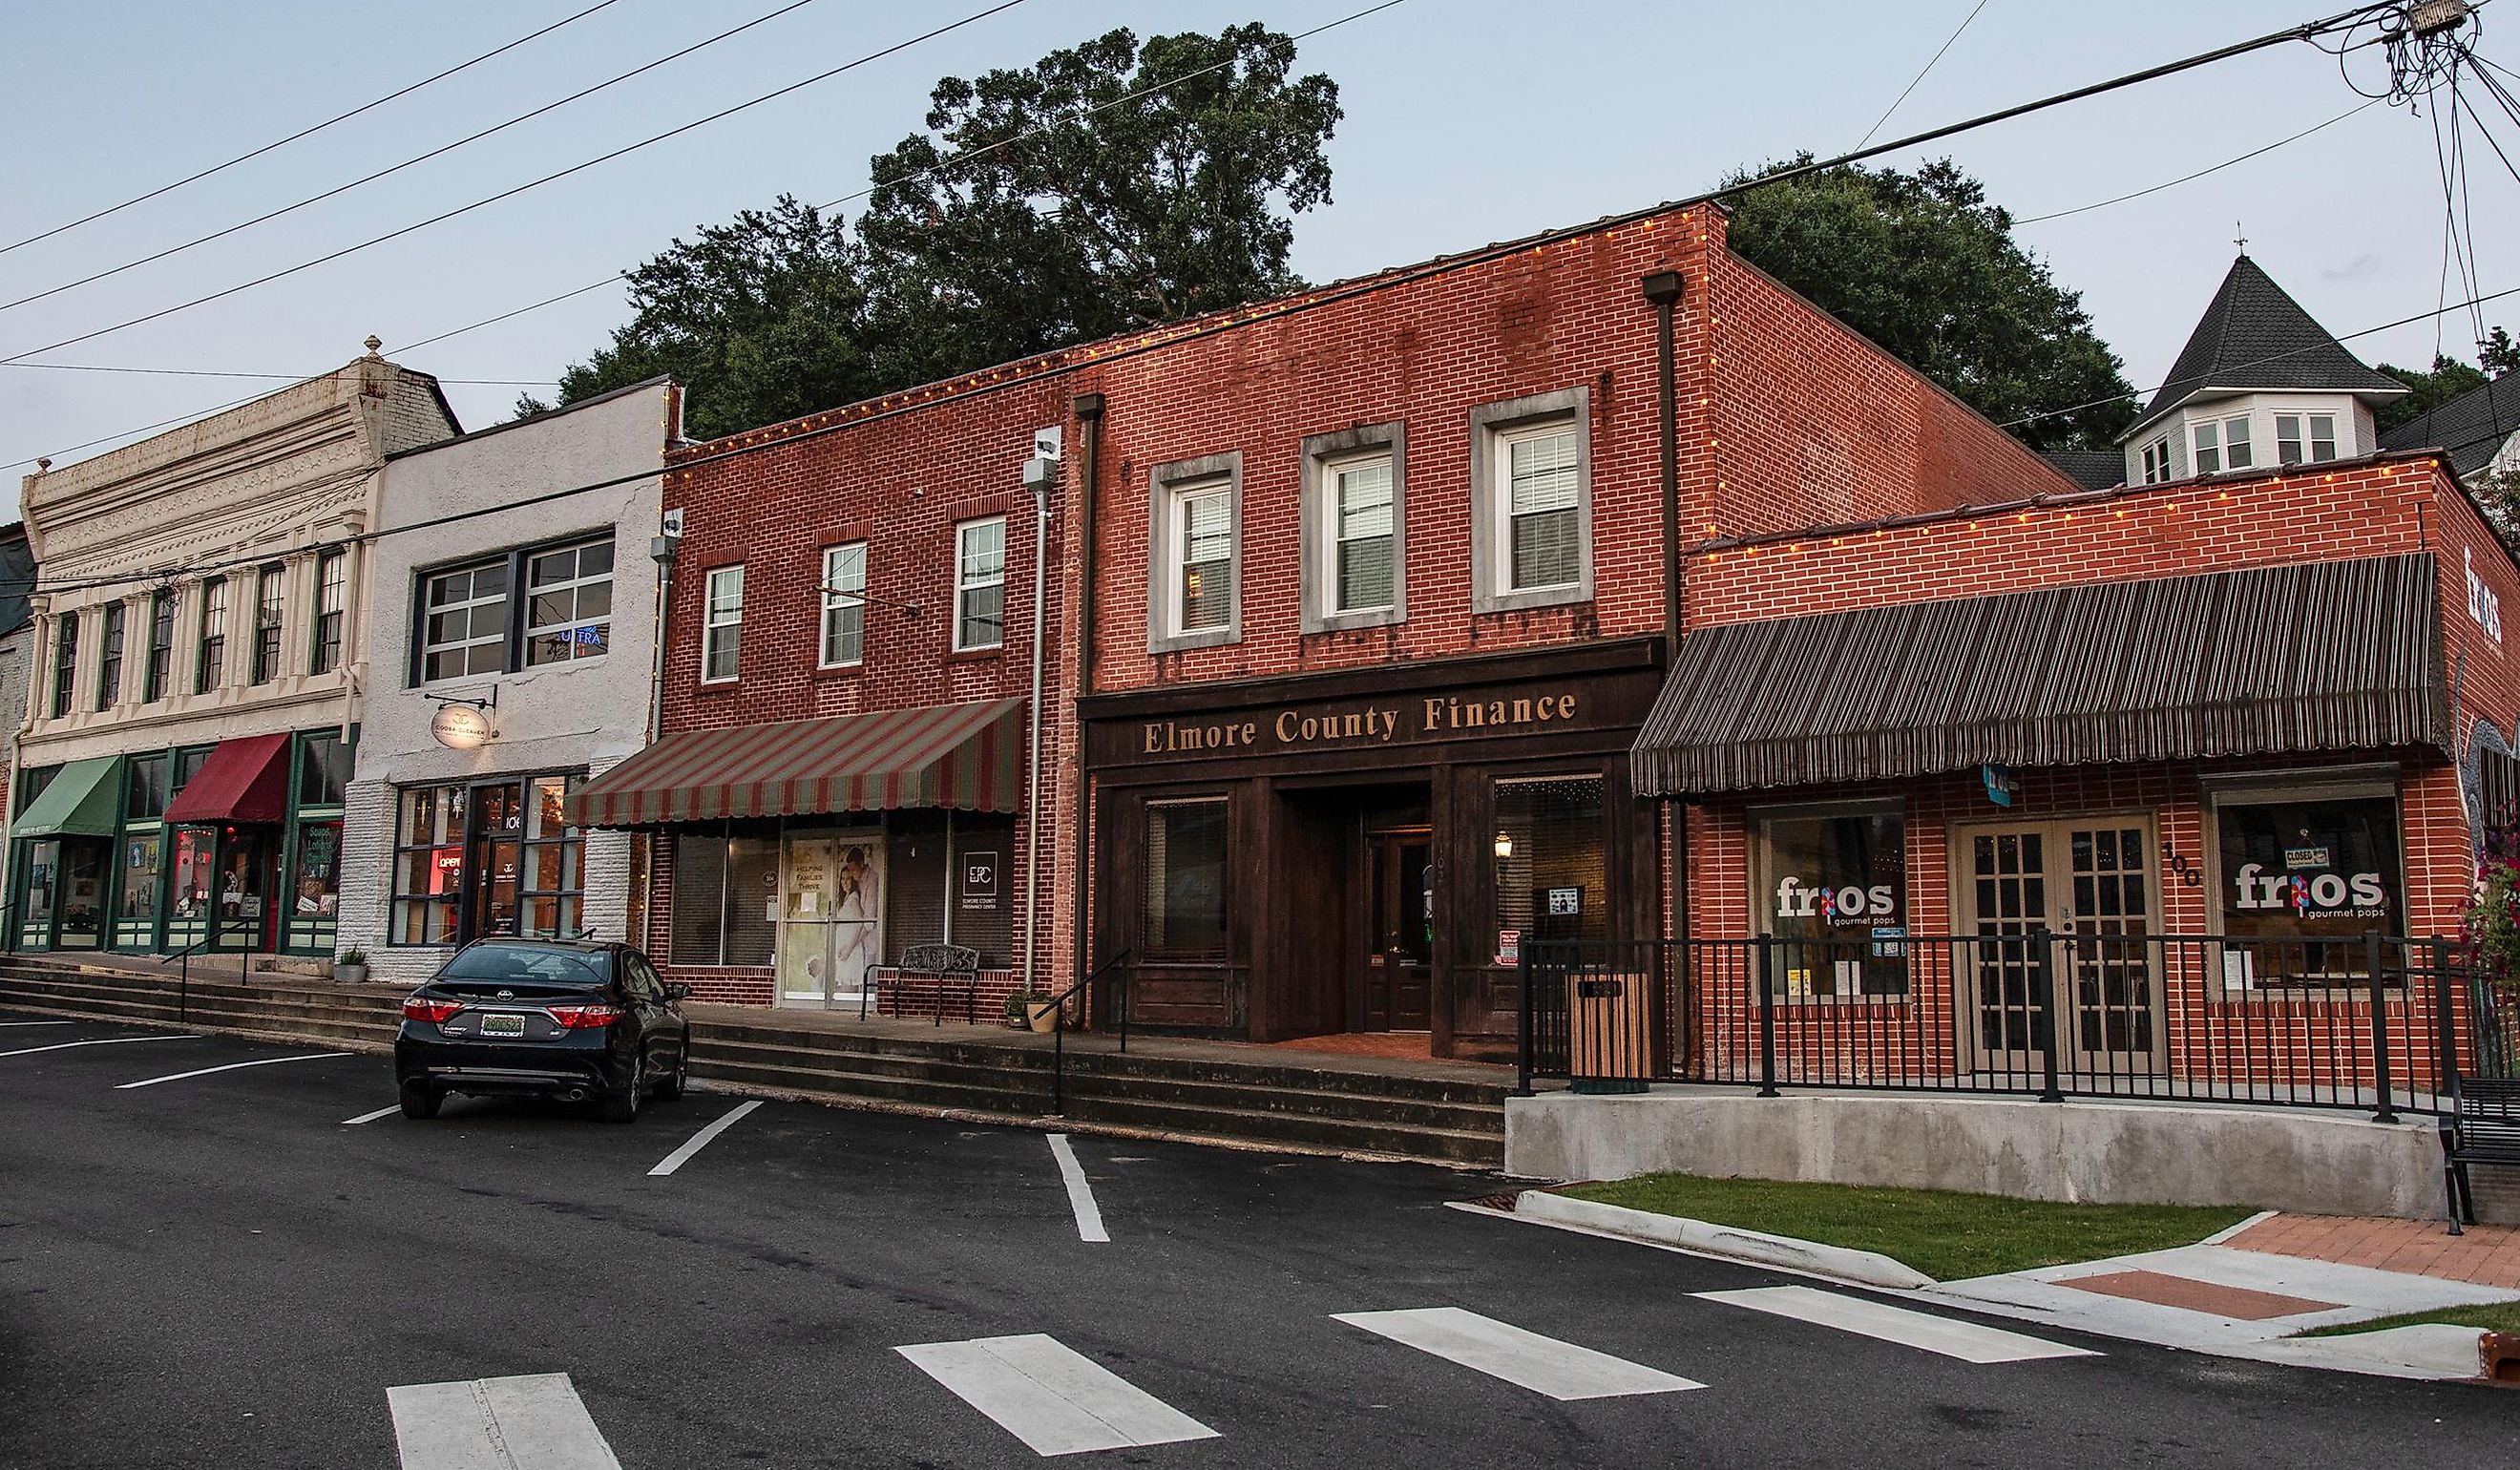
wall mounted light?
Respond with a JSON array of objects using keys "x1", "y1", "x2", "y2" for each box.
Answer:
[{"x1": 1494, "y1": 832, "x2": 1515, "y2": 860}]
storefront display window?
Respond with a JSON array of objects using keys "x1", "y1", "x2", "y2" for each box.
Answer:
[
  {"x1": 166, "y1": 827, "x2": 216, "y2": 948},
  {"x1": 668, "y1": 823, "x2": 778, "y2": 966},
  {"x1": 1754, "y1": 807, "x2": 1908, "y2": 998},
  {"x1": 292, "y1": 823, "x2": 341, "y2": 924},
  {"x1": 2214, "y1": 788, "x2": 2402, "y2": 986},
  {"x1": 1145, "y1": 800, "x2": 1228, "y2": 956},
  {"x1": 1495, "y1": 776, "x2": 1608, "y2": 950},
  {"x1": 116, "y1": 832, "x2": 160, "y2": 950},
  {"x1": 391, "y1": 773, "x2": 589, "y2": 946}
]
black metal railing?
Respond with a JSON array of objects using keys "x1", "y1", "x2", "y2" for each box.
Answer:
[
  {"x1": 1521, "y1": 932, "x2": 2496, "y2": 1120},
  {"x1": 155, "y1": 913, "x2": 251, "y2": 1025},
  {"x1": 1044, "y1": 949, "x2": 1133, "y2": 1116}
]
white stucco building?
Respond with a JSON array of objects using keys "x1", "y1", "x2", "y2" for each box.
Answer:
[
  {"x1": 335, "y1": 378, "x2": 679, "y2": 984},
  {"x1": 10, "y1": 347, "x2": 457, "y2": 958}
]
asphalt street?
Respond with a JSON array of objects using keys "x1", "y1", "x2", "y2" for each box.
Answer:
[{"x1": 1, "y1": 1008, "x2": 2510, "y2": 1468}]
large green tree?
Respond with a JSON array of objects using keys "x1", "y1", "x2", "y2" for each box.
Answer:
[
  {"x1": 529, "y1": 24, "x2": 1339, "y2": 435},
  {"x1": 1722, "y1": 158, "x2": 2136, "y2": 452}
]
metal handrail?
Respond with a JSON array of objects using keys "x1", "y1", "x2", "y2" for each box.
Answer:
[
  {"x1": 156, "y1": 913, "x2": 245, "y2": 1025},
  {"x1": 1047, "y1": 949, "x2": 1133, "y2": 1117}
]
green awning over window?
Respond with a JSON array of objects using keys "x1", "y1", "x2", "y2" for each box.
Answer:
[{"x1": 11, "y1": 755, "x2": 126, "y2": 840}]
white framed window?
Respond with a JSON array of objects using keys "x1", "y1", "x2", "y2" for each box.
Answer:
[
  {"x1": 421, "y1": 558, "x2": 509, "y2": 682},
  {"x1": 1470, "y1": 388, "x2": 1592, "y2": 614},
  {"x1": 1330, "y1": 455, "x2": 1396, "y2": 614},
  {"x1": 954, "y1": 518, "x2": 1004, "y2": 653},
  {"x1": 821, "y1": 542, "x2": 866, "y2": 667},
  {"x1": 703, "y1": 564, "x2": 744, "y2": 682},
  {"x1": 2139, "y1": 435, "x2": 2175, "y2": 485},
  {"x1": 2192, "y1": 412, "x2": 2253, "y2": 475},
  {"x1": 2276, "y1": 412, "x2": 2340, "y2": 467},
  {"x1": 1173, "y1": 480, "x2": 1234, "y2": 635},
  {"x1": 524, "y1": 536, "x2": 614, "y2": 667},
  {"x1": 1300, "y1": 424, "x2": 1406, "y2": 633}
]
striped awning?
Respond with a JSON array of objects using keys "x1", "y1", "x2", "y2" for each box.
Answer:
[
  {"x1": 1634, "y1": 553, "x2": 2451, "y2": 797},
  {"x1": 564, "y1": 698, "x2": 1027, "y2": 828}
]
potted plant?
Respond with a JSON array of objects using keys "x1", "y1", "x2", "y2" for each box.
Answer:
[
  {"x1": 1004, "y1": 987, "x2": 1059, "y2": 1033},
  {"x1": 334, "y1": 948, "x2": 369, "y2": 984}
]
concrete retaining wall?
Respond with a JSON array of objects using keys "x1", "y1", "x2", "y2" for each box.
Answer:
[{"x1": 1506, "y1": 1089, "x2": 2506, "y2": 1223}]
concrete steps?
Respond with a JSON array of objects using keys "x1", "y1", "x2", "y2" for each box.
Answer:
[{"x1": 0, "y1": 958, "x2": 1508, "y2": 1167}]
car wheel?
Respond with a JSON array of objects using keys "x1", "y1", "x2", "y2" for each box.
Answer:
[
  {"x1": 656, "y1": 1039, "x2": 690, "y2": 1101},
  {"x1": 602, "y1": 1053, "x2": 644, "y2": 1124},
  {"x1": 398, "y1": 1080, "x2": 441, "y2": 1121}
]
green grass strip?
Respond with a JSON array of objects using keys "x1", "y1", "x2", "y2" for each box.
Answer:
[
  {"x1": 1558, "y1": 1173, "x2": 2254, "y2": 1282},
  {"x1": 2297, "y1": 1302, "x2": 2520, "y2": 1337}
]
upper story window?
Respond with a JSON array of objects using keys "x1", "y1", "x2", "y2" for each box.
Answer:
[
  {"x1": 144, "y1": 590, "x2": 175, "y2": 702},
  {"x1": 422, "y1": 559, "x2": 510, "y2": 682},
  {"x1": 1470, "y1": 388, "x2": 1592, "y2": 615},
  {"x1": 2139, "y1": 435, "x2": 2175, "y2": 485},
  {"x1": 310, "y1": 550, "x2": 346, "y2": 675},
  {"x1": 1332, "y1": 456, "x2": 1397, "y2": 614},
  {"x1": 703, "y1": 564, "x2": 744, "y2": 682},
  {"x1": 1144, "y1": 452, "x2": 1241, "y2": 653},
  {"x1": 196, "y1": 578, "x2": 226, "y2": 693},
  {"x1": 955, "y1": 518, "x2": 1005, "y2": 653},
  {"x1": 94, "y1": 602, "x2": 124, "y2": 711},
  {"x1": 2277, "y1": 411, "x2": 2340, "y2": 467},
  {"x1": 821, "y1": 542, "x2": 866, "y2": 668},
  {"x1": 2192, "y1": 412, "x2": 2254, "y2": 475},
  {"x1": 1301, "y1": 425, "x2": 1406, "y2": 634},
  {"x1": 524, "y1": 536, "x2": 613, "y2": 667},
  {"x1": 50, "y1": 611, "x2": 77, "y2": 719},
  {"x1": 250, "y1": 563, "x2": 284, "y2": 684}
]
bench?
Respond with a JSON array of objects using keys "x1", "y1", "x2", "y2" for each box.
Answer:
[
  {"x1": 2444, "y1": 1075, "x2": 2520, "y2": 1234},
  {"x1": 870, "y1": 942, "x2": 982, "y2": 1026}
]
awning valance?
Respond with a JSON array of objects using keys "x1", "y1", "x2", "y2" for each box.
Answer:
[
  {"x1": 565, "y1": 698, "x2": 1027, "y2": 829},
  {"x1": 163, "y1": 732, "x2": 293, "y2": 824},
  {"x1": 1633, "y1": 553, "x2": 2451, "y2": 797},
  {"x1": 11, "y1": 755, "x2": 125, "y2": 840}
]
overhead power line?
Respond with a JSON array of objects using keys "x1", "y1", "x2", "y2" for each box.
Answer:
[
  {"x1": 1, "y1": 360, "x2": 556, "y2": 385},
  {"x1": 0, "y1": 0, "x2": 627, "y2": 260},
  {"x1": 1858, "y1": 0, "x2": 1995, "y2": 149},
  {"x1": 0, "y1": 0, "x2": 833, "y2": 317},
  {"x1": 0, "y1": 1, "x2": 1033, "y2": 368},
  {"x1": 2015, "y1": 99, "x2": 2383, "y2": 224}
]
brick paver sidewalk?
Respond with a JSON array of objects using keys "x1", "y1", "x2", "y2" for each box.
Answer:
[{"x1": 2227, "y1": 1214, "x2": 2520, "y2": 1291}]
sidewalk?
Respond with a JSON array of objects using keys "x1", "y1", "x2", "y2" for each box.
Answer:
[{"x1": 1920, "y1": 1212, "x2": 2517, "y2": 1380}]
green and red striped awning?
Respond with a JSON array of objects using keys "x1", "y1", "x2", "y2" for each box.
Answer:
[{"x1": 564, "y1": 698, "x2": 1027, "y2": 829}]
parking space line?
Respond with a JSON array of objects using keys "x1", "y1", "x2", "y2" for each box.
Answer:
[
  {"x1": 342, "y1": 1104, "x2": 402, "y2": 1125},
  {"x1": 1, "y1": 1035, "x2": 196, "y2": 1060},
  {"x1": 1046, "y1": 1134, "x2": 1109, "y2": 1243},
  {"x1": 647, "y1": 1099, "x2": 762, "y2": 1177},
  {"x1": 1694, "y1": 1286, "x2": 2101, "y2": 1363},
  {"x1": 0, "y1": 1019, "x2": 74, "y2": 1027},
  {"x1": 387, "y1": 1373, "x2": 622, "y2": 1470},
  {"x1": 1334, "y1": 1307, "x2": 1705, "y2": 1400},
  {"x1": 115, "y1": 1052, "x2": 350, "y2": 1089},
  {"x1": 896, "y1": 1334, "x2": 1219, "y2": 1456}
]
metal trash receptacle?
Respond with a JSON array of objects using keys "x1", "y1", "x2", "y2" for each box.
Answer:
[{"x1": 1568, "y1": 972, "x2": 1652, "y2": 1094}]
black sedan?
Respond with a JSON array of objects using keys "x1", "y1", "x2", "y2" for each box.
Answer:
[{"x1": 393, "y1": 938, "x2": 692, "y2": 1123}]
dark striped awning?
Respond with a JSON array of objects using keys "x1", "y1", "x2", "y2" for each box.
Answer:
[
  {"x1": 564, "y1": 698, "x2": 1026, "y2": 828},
  {"x1": 1634, "y1": 553, "x2": 2451, "y2": 797}
]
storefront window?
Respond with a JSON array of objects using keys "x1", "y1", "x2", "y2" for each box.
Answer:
[
  {"x1": 1145, "y1": 800, "x2": 1228, "y2": 956},
  {"x1": 1495, "y1": 776, "x2": 1608, "y2": 951},
  {"x1": 117, "y1": 831, "x2": 161, "y2": 948},
  {"x1": 393, "y1": 786, "x2": 466, "y2": 945},
  {"x1": 168, "y1": 827, "x2": 216, "y2": 933},
  {"x1": 2215, "y1": 788, "x2": 2402, "y2": 986},
  {"x1": 292, "y1": 823, "x2": 341, "y2": 926},
  {"x1": 20, "y1": 838, "x2": 55, "y2": 948},
  {"x1": 949, "y1": 815, "x2": 1014, "y2": 966},
  {"x1": 521, "y1": 775, "x2": 586, "y2": 938},
  {"x1": 391, "y1": 774, "x2": 588, "y2": 946},
  {"x1": 1754, "y1": 808, "x2": 1908, "y2": 998},
  {"x1": 668, "y1": 823, "x2": 777, "y2": 966}
]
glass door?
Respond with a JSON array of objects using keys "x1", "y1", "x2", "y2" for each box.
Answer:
[
  {"x1": 779, "y1": 833, "x2": 837, "y2": 1005},
  {"x1": 20, "y1": 839, "x2": 58, "y2": 949},
  {"x1": 1961, "y1": 817, "x2": 2161, "y2": 1076},
  {"x1": 212, "y1": 829, "x2": 277, "y2": 951}
]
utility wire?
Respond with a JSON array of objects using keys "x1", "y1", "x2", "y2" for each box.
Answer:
[
  {"x1": 0, "y1": 0, "x2": 626, "y2": 260},
  {"x1": 0, "y1": 0, "x2": 832, "y2": 317},
  {"x1": 2015, "y1": 99, "x2": 2380, "y2": 223},
  {"x1": 388, "y1": 0, "x2": 1417, "y2": 359},
  {"x1": 2, "y1": 360, "x2": 556, "y2": 385},
  {"x1": 0, "y1": 1, "x2": 1032, "y2": 368},
  {"x1": 1858, "y1": 0, "x2": 1994, "y2": 148}
]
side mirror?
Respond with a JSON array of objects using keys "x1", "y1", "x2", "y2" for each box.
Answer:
[{"x1": 664, "y1": 982, "x2": 692, "y2": 1002}]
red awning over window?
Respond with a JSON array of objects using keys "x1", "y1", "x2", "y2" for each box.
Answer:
[{"x1": 163, "y1": 732, "x2": 294, "y2": 825}]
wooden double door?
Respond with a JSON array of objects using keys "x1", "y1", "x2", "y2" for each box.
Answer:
[
  {"x1": 1361, "y1": 827, "x2": 1434, "y2": 1032},
  {"x1": 1958, "y1": 815, "x2": 2163, "y2": 1074}
]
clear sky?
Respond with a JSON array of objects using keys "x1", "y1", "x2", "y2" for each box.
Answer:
[{"x1": 5, "y1": 0, "x2": 2516, "y2": 474}]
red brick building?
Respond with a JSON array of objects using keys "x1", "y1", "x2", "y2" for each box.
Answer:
[{"x1": 571, "y1": 197, "x2": 2074, "y2": 1049}]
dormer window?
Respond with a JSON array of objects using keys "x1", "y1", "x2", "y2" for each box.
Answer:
[
  {"x1": 2192, "y1": 413, "x2": 2253, "y2": 474},
  {"x1": 2276, "y1": 412, "x2": 2339, "y2": 466},
  {"x1": 2139, "y1": 435, "x2": 2175, "y2": 485}
]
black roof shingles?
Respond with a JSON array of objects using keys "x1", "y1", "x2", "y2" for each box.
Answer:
[
  {"x1": 2377, "y1": 371, "x2": 2520, "y2": 476},
  {"x1": 2123, "y1": 255, "x2": 2405, "y2": 442},
  {"x1": 2040, "y1": 450, "x2": 2125, "y2": 492}
]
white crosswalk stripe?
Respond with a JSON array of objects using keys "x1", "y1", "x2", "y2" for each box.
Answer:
[
  {"x1": 1696, "y1": 1286, "x2": 2100, "y2": 1363},
  {"x1": 1333, "y1": 1307, "x2": 1705, "y2": 1399},
  {"x1": 387, "y1": 1373, "x2": 622, "y2": 1470},
  {"x1": 896, "y1": 1334, "x2": 1220, "y2": 1457}
]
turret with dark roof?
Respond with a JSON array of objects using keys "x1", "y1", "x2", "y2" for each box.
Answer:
[{"x1": 2120, "y1": 255, "x2": 2406, "y2": 444}]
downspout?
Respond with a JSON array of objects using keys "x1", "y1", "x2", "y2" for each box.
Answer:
[
  {"x1": 1640, "y1": 271, "x2": 1689, "y2": 1056},
  {"x1": 1068, "y1": 392, "x2": 1105, "y2": 1000},
  {"x1": 1020, "y1": 448, "x2": 1052, "y2": 996}
]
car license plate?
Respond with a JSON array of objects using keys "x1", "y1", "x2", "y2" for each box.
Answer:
[{"x1": 480, "y1": 1013, "x2": 527, "y2": 1038}]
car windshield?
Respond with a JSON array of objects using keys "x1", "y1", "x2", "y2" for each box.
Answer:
[{"x1": 438, "y1": 944, "x2": 609, "y2": 988}]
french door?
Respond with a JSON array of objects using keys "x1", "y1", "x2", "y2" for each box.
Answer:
[{"x1": 1959, "y1": 817, "x2": 2163, "y2": 1075}]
